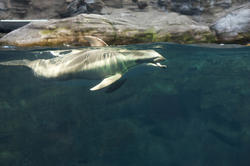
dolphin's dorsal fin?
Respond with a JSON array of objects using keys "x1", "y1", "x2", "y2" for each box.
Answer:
[
  {"x1": 83, "y1": 36, "x2": 108, "y2": 47},
  {"x1": 90, "y1": 73, "x2": 122, "y2": 91}
]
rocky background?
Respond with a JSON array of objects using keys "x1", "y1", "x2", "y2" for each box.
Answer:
[
  {"x1": 0, "y1": 0, "x2": 248, "y2": 20},
  {"x1": 0, "y1": 0, "x2": 249, "y2": 45}
]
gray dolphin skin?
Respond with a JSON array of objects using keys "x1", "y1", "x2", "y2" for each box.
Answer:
[{"x1": 0, "y1": 37, "x2": 166, "y2": 91}]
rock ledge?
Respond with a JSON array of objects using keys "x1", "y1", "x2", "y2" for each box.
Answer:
[{"x1": 0, "y1": 11, "x2": 216, "y2": 47}]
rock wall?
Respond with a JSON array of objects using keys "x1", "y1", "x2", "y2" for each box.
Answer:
[
  {"x1": 211, "y1": 5, "x2": 250, "y2": 43},
  {"x1": 158, "y1": 0, "x2": 249, "y2": 15},
  {"x1": 0, "y1": 0, "x2": 128, "y2": 19},
  {"x1": 0, "y1": 0, "x2": 68, "y2": 19},
  {"x1": 0, "y1": 0, "x2": 249, "y2": 20},
  {"x1": 0, "y1": 0, "x2": 249, "y2": 45},
  {"x1": 0, "y1": 12, "x2": 216, "y2": 46}
]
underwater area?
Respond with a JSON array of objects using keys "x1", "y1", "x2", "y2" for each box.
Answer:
[{"x1": 0, "y1": 43, "x2": 250, "y2": 166}]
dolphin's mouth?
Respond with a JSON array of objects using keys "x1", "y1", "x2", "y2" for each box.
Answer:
[
  {"x1": 156, "y1": 62, "x2": 167, "y2": 68},
  {"x1": 152, "y1": 56, "x2": 167, "y2": 68},
  {"x1": 151, "y1": 56, "x2": 167, "y2": 68},
  {"x1": 153, "y1": 56, "x2": 166, "y2": 62}
]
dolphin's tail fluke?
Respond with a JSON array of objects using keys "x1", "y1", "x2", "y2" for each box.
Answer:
[{"x1": 0, "y1": 59, "x2": 31, "y2": 67}]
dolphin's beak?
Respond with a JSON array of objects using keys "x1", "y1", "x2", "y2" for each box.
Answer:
[{"x1": 154, "y1": 56, "x2": 166, "y2": 62}]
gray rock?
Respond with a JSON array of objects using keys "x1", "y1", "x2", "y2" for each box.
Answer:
[
  {"x1": 0, "y1": 0, "x2": 68, "y2": 19},
  {"x1": 157, "y1": 0, "x2": 248, "y2": 16},
  {"x1": 170, "y1": 2, "x2": 203, "y2": 15},
  {"x1": 157, "y1": 0, "x2": 166, "y2": 7},
  {"x1": 64, "y1": 0, "x2": 104, "y2": 17},
  {"x1": 211, "y1": 7, "x2": 250, "y2": 43},
  {"x1": 102, "y1": 0, "x2": 123, "y2": 8},
  {"x1": 137, "y1": 1, "x2": 148, "y2": 9},
  {"x1": 86, "y1": 0, "x2": 104, "y2": 13},
  {"x1": 0, "y1": 11, "x2": 215, "y2": 46},
  {"x1": 0, "y1": 33, "x2": 5, "y2": 38},
  {"x1": 0, "y1": 2, "x2": 7, "y2": 10},
  {"x1": 64, "y1": 0, "x2": 87, "y2": 17},
  {"x1": 0, "y1": 0, "x2": 249, "y2": 45}
]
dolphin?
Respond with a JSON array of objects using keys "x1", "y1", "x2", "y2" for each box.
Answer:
[{"x1": 0, "y1": 37, "x2": 166, "y2": 91}]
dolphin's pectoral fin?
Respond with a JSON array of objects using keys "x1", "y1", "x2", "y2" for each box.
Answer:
[
  {"x1": 83, "y1": 36, "x2": 108, "y2": 47},
  {"x1": 90, "y1": 73, "x2": 122, "y2": 91},
  {"x1": 147, "y1": 63, "x2": 167, "y2": 69},
  {"x1": 147, "y1": 63, "x2": 158, "y2": 67},
  {"x1": 105, "y1": 78, "x2": 127, "y2": 93},
  {"x1": 156, "y1": 63, "x2": 167, "y2": 68}
]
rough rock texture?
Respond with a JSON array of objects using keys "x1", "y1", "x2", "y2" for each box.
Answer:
[
  {"x1": 0, "y1": 0, "x2": 249, "y2": 20},
  {"x1": 158, "y1": 0, "x2": 249, "y2": 15},
  {"x1": 0, "y1": 11, "x2": 215, "y2": 46},
  {"x1": 156, "y1": 0, "x2": 250, "y2": 28},
  {"x1": 0, "y1": 33, "x2": 5, "y2": 38},
  {"x1": 62, "y1": 0, "x2": 105, "y2": 17},
  {"x1": 0, "y1": 0, "x2": 249, "y2": 45},
  {"x1": 102, "y1": 0, "x2": 124, "y2": 8},
  {"x1": 0, "y1": 0, "x2": 68, "y2": 19},
  {"x1": 0, "y1": 0, "x2": 130, "y2": 19},
  {"x1": 211, "y1": 6, "x2": 250, "y2": 43}
]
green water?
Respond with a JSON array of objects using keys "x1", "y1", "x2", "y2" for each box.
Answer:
[{"x1": 0, "y1": 43, "x2": 250, "y2": 166}]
